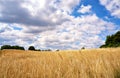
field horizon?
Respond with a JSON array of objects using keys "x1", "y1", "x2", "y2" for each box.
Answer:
[{"x1": 0, "y1": 48, "x2": 120, "y2": 78}]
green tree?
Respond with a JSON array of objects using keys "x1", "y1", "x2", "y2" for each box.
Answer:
[
  {"x1": 100, "y1": 31, "x2": 120, "y2": 48},
  {"x1": 1, "y1": 45, "x2": 11, "y2": 50},
  {"x1": 28, "y1": 46, "x2": 35, "y2": 50},
  {"x1": 1, "y1": 45, "x2": 24, "y2": 50},
  {"x1": 81, "y1": 47, "x2": 85, "y2": 50}
]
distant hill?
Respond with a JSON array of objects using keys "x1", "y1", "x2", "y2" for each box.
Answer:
[{"x1": 100, "y1": 31, "x2": 120, "y2": 48}]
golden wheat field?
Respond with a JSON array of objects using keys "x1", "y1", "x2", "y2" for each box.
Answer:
[{"x1": 0, "y1": 48, "x2": 120, "y2": 78}]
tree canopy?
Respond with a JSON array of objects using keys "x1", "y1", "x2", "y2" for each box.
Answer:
[
  {"x1": 100, "y1": 31, "x2": 120, "y2": 48},
  {"x1": 1, "y1": 45, "x2": 25, "y2": 50},
  {"x1": 28, "y1": 46, "x2": 35, "y2": 50}
]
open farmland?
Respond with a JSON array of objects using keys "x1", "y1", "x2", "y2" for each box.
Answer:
[{"x1": 0, "y1": 48, "x2": 120, "y2": 78}]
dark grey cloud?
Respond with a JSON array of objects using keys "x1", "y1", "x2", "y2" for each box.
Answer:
[
  {"x1": 0, "y1": 0, "x2": 69, "y2": 27},
  {"x1": 23, "y1": 26, "x2": 56, "y2": 33}
]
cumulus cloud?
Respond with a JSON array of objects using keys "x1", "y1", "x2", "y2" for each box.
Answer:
[
  {"x1": 0, "y1": 23, "x2": 12, "y2": 33},
  {"x1": 78, "y1": 5, "x2": 92, "y2": 13},
  {"x1": 0, "y1": 0, "x2": 72, "y2": 27},
  {"x1": 31, "y1": 14, "x2": 116, "y2": 49},
  {"x1": 100, "y1": 0, "x2": 120, "y2": 18},
  {"x1": 0, "y1": 23, "x2": 35, "y2": 48},
  {"x1": 56, "y1": 0, "x2": 80, "y2": 13},
  {"x1": 0, "y1": 0, "x2": 118, "y2": 50},
  {"x1": 0, "y1": 13, "x2": 117, "y2": 49}
]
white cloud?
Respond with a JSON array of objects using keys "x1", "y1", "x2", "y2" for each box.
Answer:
[
  {"x1": 0, "y1": 23, "x2": 12, "y2": 33},
  {"x1": 0, "y1": 0, "x2": 80, "y2": 27},
  {"x1": 0, "y1": 0, "x2": 70, "y2": 27},
  {"x1": 0, "y1": 13, "x2": 117, "y2": 50},
  {"x1": 100, "y1": 0, "x2": 120, "y2": 18},
  {"x1": 78, "y1": 5, "x2": 92, "y2": 13},
  {"x1": 0, "y1": 23, "x2": 35, "y2": 48},
  {"x1": 56, "y1": 0, "x2": 80, "y2": 13},
  {"x1": 31, "y1": 14, "x2": 116, "y2": 49},
  {"x1": 0, "y1": 0, "x2": 118, "y2": 50}
]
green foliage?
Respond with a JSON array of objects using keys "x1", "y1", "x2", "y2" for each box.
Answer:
[
  {"x1": 56, "y1": 49, "x2": 59, "y2": 51},
  {"x1": 1, "y1": 45, "x2": 11, "y2": 50},
  {"x1": 28, "y1": 46, "x2": 35, "y2": 50},
  {"x1": 35, "y1": 49, "x2": 52, "y2": 51},
  {"x1": 100, "y1": 31, "x2": 120, "y2": 48},
  {"x1": 81, "y1": 47, "x2": 85, "y2": 50},
  {"x1": 35, "y1": 49, "x2": 41, "y2": 51},
  {"x1": 45, "y1": 49, "x2": 52, "y2": 51},
  {"x1": 1, "y1": 45, "x2": 25, "y2": 50},
  {"x1": 12, "y1": 45, "x2": 25, "y2": 50}
]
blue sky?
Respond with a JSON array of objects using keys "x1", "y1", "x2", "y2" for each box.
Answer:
[
  {"x1": 0, "y1": 0, "x2": 120, "y2": 50},
  {"x1": 73, "y1": 0, "x2": 120, "y2": 25}
]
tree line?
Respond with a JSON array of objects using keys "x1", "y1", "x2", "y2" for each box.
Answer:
[
  {"x1": 0, "y1": 45, "x2": 52, "y2": 51},
  {"x1": 0, "y1": 45, "x2": 25, "y2": 50}
]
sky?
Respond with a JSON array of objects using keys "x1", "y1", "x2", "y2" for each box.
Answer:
[{"x1": 0, "y1": 0, "x2": 120, "y2": 50}]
